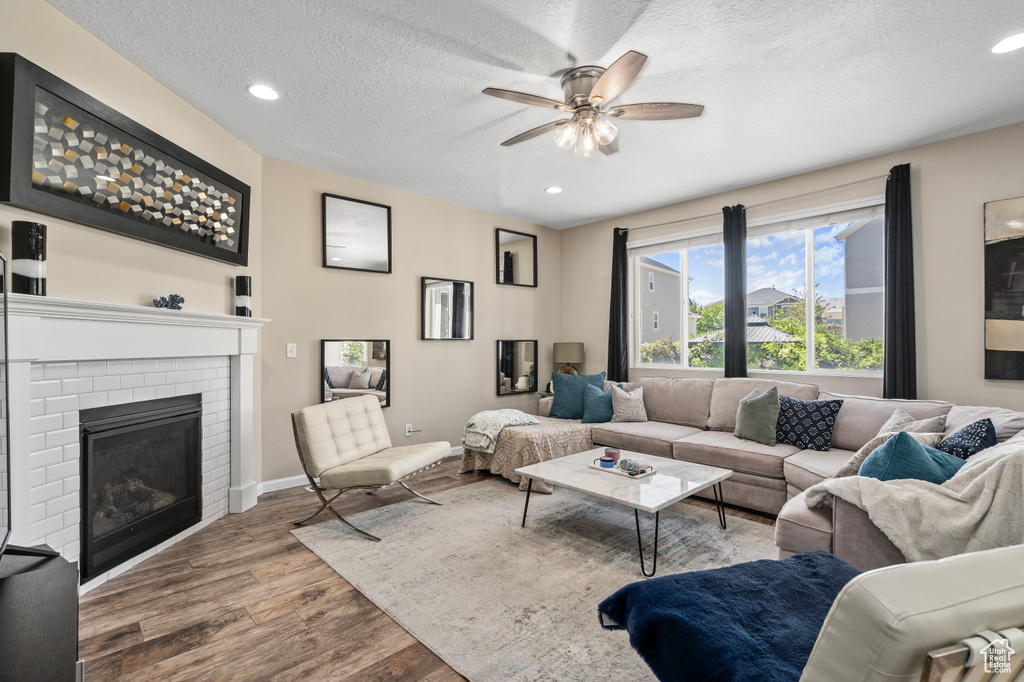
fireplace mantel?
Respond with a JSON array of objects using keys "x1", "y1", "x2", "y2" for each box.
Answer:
[{"x1": 5, "y1": 294, "x2": 268, "y2": 582}]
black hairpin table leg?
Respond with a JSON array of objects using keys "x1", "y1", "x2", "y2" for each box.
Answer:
[
  {"x1": 635, "y1": 509, "x2": 660, "y2": 577},
  {"x1": 521, "y1": 478, "x2": 533, "y2": 527},
  {"x1": 712, "y1": 482, "x2": 727, "y2": 529}
]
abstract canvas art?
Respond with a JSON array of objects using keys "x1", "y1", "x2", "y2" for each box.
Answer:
[
  {"x1": 0, "y1": 54, "x2": 250, "y2": 265},
  {"x1": 984, "y1": 195, "x2": 1024, "y2": 380}
]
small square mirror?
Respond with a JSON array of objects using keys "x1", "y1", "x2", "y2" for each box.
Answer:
[
  {"x1": 422, "y1": 277, "x2": 473, "y2": 340},
  {"x1": 495, "y1": 228, "x2": 537, "y2": 287},
  {"x1": 497, "y1": 340, "x2": 537, "y2": 395},
  {"x1": 323, "y1": 193, "x2": 392, "y2": 273},
  {"x1": 321, "y1": 339, "x2": 390, "y2": 407}
]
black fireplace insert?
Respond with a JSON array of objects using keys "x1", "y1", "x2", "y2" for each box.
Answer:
[{"x1": 79, "y1": 394, "x2": 202, "y2": 582}]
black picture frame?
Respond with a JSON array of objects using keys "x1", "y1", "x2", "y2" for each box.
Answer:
[
  {"x1": 0, "y1": 53, "x2": 251, "y2": 266},
  {"x1": 322, "y1": 193, "x2": 392, "y2": 273},
  {"x1": 421, "y1": 276, "x2": 474, "y2": 340},
  {"x1": 321, "y1": 339, "x2": 391, "y2": 407},
  {"x1": 495, "y1": 228, "x2": 538, "y2": 287},
  {"x1": 496, "y1": 339, "x2": 538, "y2": 396}
]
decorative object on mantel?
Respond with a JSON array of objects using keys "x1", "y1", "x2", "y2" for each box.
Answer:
[
  {"x1": 0, "y1": 54, "x2": 250, "y2": 266},
  {"x1": 11, "y1": 220, "x2": 46, "y2": 295},
  {"x1": 153, "y1": 294, "x2": 184, "y2": 310},
  {"x1": 322, "y1": 193, "x2": 391, "y2": 273},
  {"x1": 984, "y1": 195, "x2": 1024, "y2": 380},
  {"x1": 234, "y1": 275, "x2": 251, "y2": 317},
  {"x1": 553, "y1": 341, "x2": 585, "y2": 374}
]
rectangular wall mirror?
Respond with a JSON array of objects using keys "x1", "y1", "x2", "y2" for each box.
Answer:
[
  {"x1": 322, "y1": 339, "x2": 390, "y2": 407},
  {"x1": 495, "y1": 228, "x2": 537, "y2": 287},
  {"x1": 422, "y1": 277, "x2": 474, "y2": 340},
  {"x1": 323, "y1": 193, "x2": 392, "y2": 273},
  {"x1": 497, "y1": 340, "x2": 537, "y2": 395}
]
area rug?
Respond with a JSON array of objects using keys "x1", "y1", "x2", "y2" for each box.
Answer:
[{"x1": 292, "y1": 478, "x2": 777, "y2": 681}]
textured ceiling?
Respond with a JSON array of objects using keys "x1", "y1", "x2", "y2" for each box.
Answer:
[{"x1": 47, "y1": 0, "x2": 1024, "y2": 229}]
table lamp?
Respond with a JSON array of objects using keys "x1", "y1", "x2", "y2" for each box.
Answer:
[{"x1": 552, "y1": 342, "x2": 585, "y2": 375}]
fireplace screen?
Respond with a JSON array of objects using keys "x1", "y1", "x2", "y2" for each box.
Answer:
[{"x1": 80, "y1": 394, "x2": 202, "y2": 581}]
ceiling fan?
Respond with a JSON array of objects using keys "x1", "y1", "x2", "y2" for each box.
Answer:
[{"x1": 483, "y1": 50, "x2": 704, "y2": 157}]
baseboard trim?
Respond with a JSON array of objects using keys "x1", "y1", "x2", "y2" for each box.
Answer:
[{"x1": 257, "y1": 447, "x2": 464, "y2": 496}]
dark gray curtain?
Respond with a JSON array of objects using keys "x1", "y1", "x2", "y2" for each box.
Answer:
[
  {"x1": 883, "y1": 163, "x2": 917, "y2": 399},
  {"x1": 723, "y1": 205, "x2": 748, "y2": 377},
  {"x1": 499, "y1": 342, "x2": 513, "y2": 382},
  {"x1": 607, "y1": 227, "x2": 629, "y2": 381},
  {"x1": 502, "y1": 250, "x2": 514, "y2": 283},
  {"x1": 452, "y1": 282, "x2": 466, "y2": 339}
]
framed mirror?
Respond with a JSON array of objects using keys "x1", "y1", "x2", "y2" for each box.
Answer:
[
  {"x1": 497, "y1": 340, "x2": 537, "y2": 395},
  {"x1": 422, "y1": 277, "x2": 474, "y2": 340},
  {"x1": 323, "y1": 193, "x2": 392, "y2": 273},
  {"x1": 321, "y1": 339, "x2": 390, "y2": 407},
  {"x1": 495, "y1": 228, "x2": 537, "y2": 287}
]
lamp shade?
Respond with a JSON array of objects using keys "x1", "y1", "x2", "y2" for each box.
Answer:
[{"x1": 552, "y1": 342, "x2": 585, "y2": 364}]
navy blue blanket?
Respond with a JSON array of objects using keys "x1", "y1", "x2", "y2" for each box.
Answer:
[{"x1": 598, "y1": 551, "x2": 860, "y2": 682}]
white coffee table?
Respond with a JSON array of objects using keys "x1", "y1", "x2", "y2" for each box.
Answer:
[{"x1": 515, "y1": 448, "x2": 733, "y2": 577}]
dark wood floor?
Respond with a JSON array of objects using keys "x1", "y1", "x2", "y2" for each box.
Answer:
[{"x1": 79, "y1": 459, "x2": 774, "y2": 680}]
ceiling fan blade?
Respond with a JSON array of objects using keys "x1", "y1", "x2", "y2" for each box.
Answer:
[
  {"x1": 500, "y1": 119, "x2": 569, "y2": 147},
  {"x1": 588, "y1": 50, "x2": 647, "y2": 105},
  {"x1": 607, "y1": 102, "x2": 705, "y2": 120},
  {"x1": 599, "y1": 138, "x2": 620, "y2": 155},
  {"x1": 483, "y1": 87, "x2": 569, "y2": 110}
]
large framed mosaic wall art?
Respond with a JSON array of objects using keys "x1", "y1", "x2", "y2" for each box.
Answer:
[
  {"x1": 984, "y1": 195, "x2": 1024, "y2": 380},
  {"x1": 0, "y1": 53, "x2": 250, "y2": 266}
]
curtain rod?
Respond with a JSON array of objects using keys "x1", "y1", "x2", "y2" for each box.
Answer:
[{"x1": 626, "y1": 173, "x2": 890, "y2": 234}]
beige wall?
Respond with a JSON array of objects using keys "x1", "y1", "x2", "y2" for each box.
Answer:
[
  {"x1": 260, "y1": 157, "x2": 561, "y2": 482},
  {"x1": 1, "y1": 0, "x2": 264, "y2": 479},
  {"x1": 560, "y1": 121, "x2": 1024, "y2": 410}
]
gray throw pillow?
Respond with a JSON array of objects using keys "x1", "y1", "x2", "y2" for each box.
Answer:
[
  {"x1": 347, "y1": 368, "x2": 371, "y2": 389},
  {"x1": 877, "y1": 408, "x2": 946, "y2": 436},
  {"x1": 611, "y1": 385, "x2": 647, "y2": 423},
  {"x1": 733, "y1": 387, "x2": 780, "y2": 446}
]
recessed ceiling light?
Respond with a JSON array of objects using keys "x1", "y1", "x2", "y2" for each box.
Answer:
[
  {"x1": 248, "y1": 84, "x2": 279, "y2": 100},
  {"x1": 545, "y1": 187, "x2": 563, "y2": 194},
  {"x1": 992, "y1": 32, "x2": 1024, "y2": 54}
]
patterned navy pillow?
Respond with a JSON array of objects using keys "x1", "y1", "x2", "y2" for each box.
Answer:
[
  {"x1": 775, "y1": 395, "x2": 844, "y2": 451},
  {"x1": 375, "y1": 368, "x2": 388, "y2": 392},
  {"x1": 323, "y1": 368, "x2": 335, "y2": 389},
  {"x1": 937, "y1": 418, "x2": 996, "y2": 460}
]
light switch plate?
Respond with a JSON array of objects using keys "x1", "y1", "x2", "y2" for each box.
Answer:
[{"x1": 286, "y1": 343, "x2": 297, "y2": 358}]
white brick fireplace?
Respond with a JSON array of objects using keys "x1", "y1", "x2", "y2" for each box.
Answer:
[{"x1": 5, "y1": 294, "x2": 266, "y2": 591}]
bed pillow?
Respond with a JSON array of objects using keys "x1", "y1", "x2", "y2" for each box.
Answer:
[
  {"x1": 582, "y1": 383, "x2": 616, "y2": 424},
  {"x1": 733, "y1": 387, "x2": 780, "y2": 446},
  {"x1": 937, "y1": 418, "x2": 997, "y2": 460},
  {"x1": 611, "y1": 385, "x2": 647, "y2": 423},
  {"x1": 859, "y1": 431, "x2": 965, "y2": 484},
  {"x1": 775, "y1": 396, "x2": 844, "y2": 451},
  {"x1": 347, "y1": 368, "x2": 372, "y2": 389},
  {"x1": 549, "y1": 371, "x2": 606, "y2": 420}
]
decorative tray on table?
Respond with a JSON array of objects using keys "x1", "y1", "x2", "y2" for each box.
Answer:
[{"x1": 587, "y1": 463, "x2": 657, "y2": 479}]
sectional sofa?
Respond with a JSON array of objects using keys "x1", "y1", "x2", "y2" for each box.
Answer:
[{"x1": 538, "y1": 376, "x2": 1024, "y2": 569}]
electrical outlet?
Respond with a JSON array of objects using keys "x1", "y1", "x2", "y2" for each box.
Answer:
[
  {"x1": 286, "y1": 343, "x2": 297, "y2": 358},
  {"x1": 405, "y1": 424, "x2": 413, "y2": 437}
]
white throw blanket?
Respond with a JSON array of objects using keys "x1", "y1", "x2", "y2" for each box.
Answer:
[
  {"x1": 805, "y1": 434, "x2": 1024, "y2": 562},
  {"x1": 461, "y1": 409, "x2": 540, "y2": 455}
]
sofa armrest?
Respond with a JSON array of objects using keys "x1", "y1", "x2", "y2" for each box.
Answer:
[
  {"x1": 538, "y1": 397, "x2": 552, "y2": 417},
  {"x1": 832, "y1": 498, "x2": 907, "y2": 572}
]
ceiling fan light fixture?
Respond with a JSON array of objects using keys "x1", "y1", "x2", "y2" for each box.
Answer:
[
  {"x1": 554, "y1": 121, "x2": 579, "y2": 150},
  {"x1": 577, "y1": 127, "x2": 597, "y2": 158},
  {"x1": 593, "y1": 118, "x2": 618, "y2": 146}
]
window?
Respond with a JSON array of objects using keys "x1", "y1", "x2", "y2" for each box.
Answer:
[
  {"x1": 648, "y1": 273, "x2": 654, "y2": 290},
  {"x1": 745, "y1": 208, "x2": 885, "y2": 373},
  {"x1": 653, "y1": 312, "x2": 659, "y2": 330}
]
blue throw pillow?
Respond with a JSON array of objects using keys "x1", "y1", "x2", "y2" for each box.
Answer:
[
  {"x1": 582, "y1": 383, "x2": 618, "y2": 424},
  {"x1": 858, "y1": 432, "x2": 965, "y2": 484},
  {"x1": 549, "y1": 372, "x2": 606, "y2": 420},
  {"x1": 937, "y1": 418, "x2": 997, "y2": 460},
  {"x1": 775, "y1": 395, "x2": 843, "y2": 451}
]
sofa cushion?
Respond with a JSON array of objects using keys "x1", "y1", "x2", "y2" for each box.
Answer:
[
  {"x1": 775, "y1": 490, "x2": 834, "y2": 554},
  {"x1": 590, "y1": 421, "x2": 702, "y2": 458},
  {"x1": 635, "y1": 377, "x2": 715, "y2": 429},
  {"x1": 775, "y1": 395, "x2": 843, "y2": 451},
  {"x1": 326, "y1": 365, "x2": 355, "y2": 388},
  {"x1": 707, "y1": 378, "x2": 818, "y2": 432},
  {"x1": 673, "y1": 430, "x2": 800, "y2": 479},
  {"x1": 734, "y1": 387, "x2": 780, "y2": 446},
  {"x1": 549, "y1": 372, "x2": 605, "y2": 419},
  {"x1": 858, "y1": 432, "x2": 965, "y2": 484},
  {"x1": 944, "y1": 405, "x2": 1024, "y2": 442},
  {"x1": 319, "y1": 441, "x2": 451, "y2": 488},
  {"x1": 817, "y1": 391, "x2": 954, "y2": 452},
  {"x1": 784, "y1": 448, "x2": 857, "y2": 491},
  {"x1": 877, "y1": 408, "x2": 947, "y2": 436}
]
